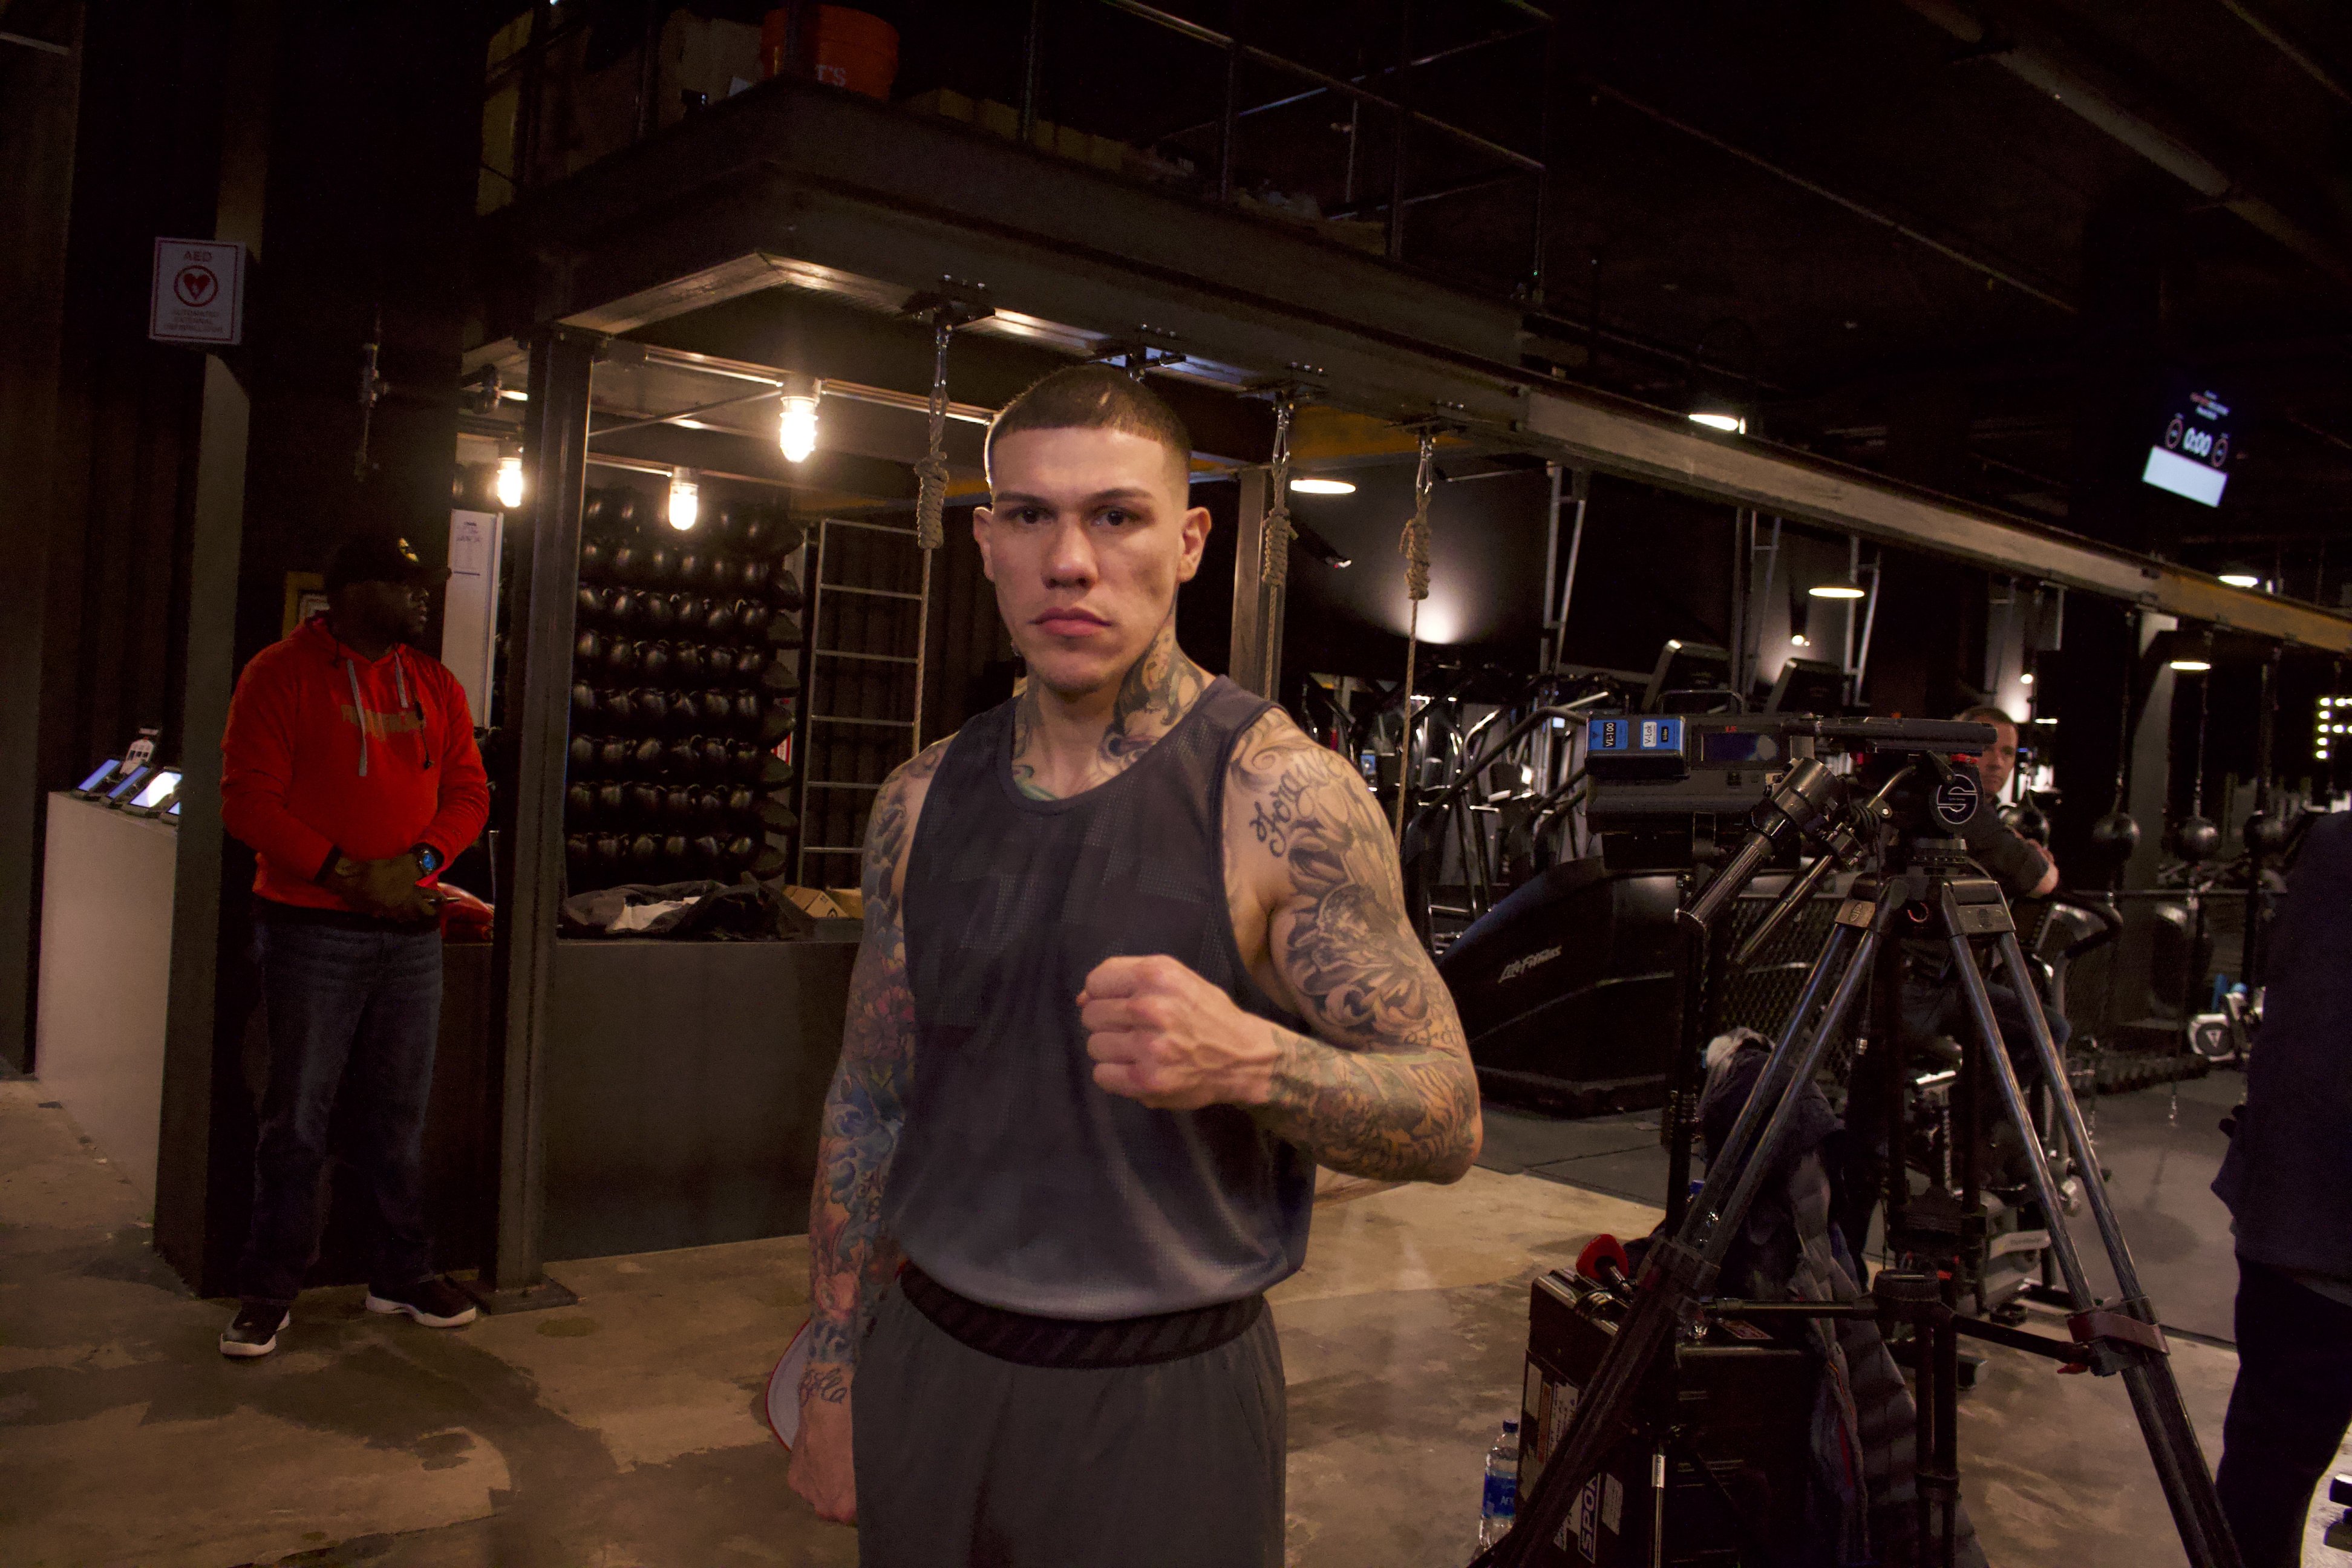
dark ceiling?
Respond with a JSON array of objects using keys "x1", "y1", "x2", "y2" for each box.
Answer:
[{"x1": 850, "y1": 0, "x2": 2352, "y2": 596}]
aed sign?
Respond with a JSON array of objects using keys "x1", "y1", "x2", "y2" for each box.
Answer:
[
  {"x1": 2141, "y1": 373, "x2": 2236, "y2": 508},
  {"x1": 149, "y1": 238, "x2": 246, "y2": 346}
]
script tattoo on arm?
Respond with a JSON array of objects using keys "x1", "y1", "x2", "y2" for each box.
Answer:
[
  {"x1": 1234, "y1": 720, "x2": 1481, "y2": 1182},
  {"x1": 800, "y1": 739, "x2": 946, "y2": 1405}
]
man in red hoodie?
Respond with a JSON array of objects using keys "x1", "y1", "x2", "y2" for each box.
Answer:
[{"x1": 216, "y1": 532, "x2": 491, "y2": 1358}]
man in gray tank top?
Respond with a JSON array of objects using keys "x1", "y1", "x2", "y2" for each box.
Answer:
[{"x1": 786, "y1": 365, "x2": 1483, "y2": 1566}]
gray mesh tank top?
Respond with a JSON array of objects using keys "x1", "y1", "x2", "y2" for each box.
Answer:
[{"x1": 888, "y1": 676, "x2": 1314, "y2": 1319}]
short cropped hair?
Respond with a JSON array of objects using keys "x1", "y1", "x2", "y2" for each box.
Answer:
[
  {"x1": 1956, "y1": 704, "x2": 2017, "y2": 728},
  {"x1": 985, "y1": 365, "x2": 1193, "y2": 483}
]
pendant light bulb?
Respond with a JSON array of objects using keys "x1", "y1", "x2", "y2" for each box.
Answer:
[
  {"x1": 779, "y1": 394, "x2": 820, "y2": 464},
  {"x1": 668, "y1": 470, "x2": 699, "y2": 532},
  {"x1": 495, "y1": 454, "x2": 524, "y2": 509}
]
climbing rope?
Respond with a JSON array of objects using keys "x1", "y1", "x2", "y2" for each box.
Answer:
[
  {"x1": 1393, "y1": 430, "x2": 1436, "y2": 839},
  {"x1": 913, "y1": 316, "x2": 953, "y2": 552}
]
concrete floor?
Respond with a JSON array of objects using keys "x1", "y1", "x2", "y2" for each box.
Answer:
[{"x1": 4, "y1": 1075, "x2": 2345, "y2": 1567}]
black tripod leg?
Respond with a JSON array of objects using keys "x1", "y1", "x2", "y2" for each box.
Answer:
[
  {"x1": 1480, "y1": 904, "x2": 1895, "y2": 1568},
  {"x1": 1943, "y1": 913, "x2": 2242, "y2": 1568}
]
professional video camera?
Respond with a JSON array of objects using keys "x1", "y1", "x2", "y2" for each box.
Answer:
[{"x1": 1471, "y1": 711, "x2": 2239, "y2": 1568}]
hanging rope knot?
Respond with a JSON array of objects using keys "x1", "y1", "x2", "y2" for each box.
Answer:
[
  {"x1": 1400, "y1": 430, "x2": 1436, "y2": 601},
  {"x1": 915, "y1": 318, "x2": 953, "y2": 552},
  {"x1": 1259, "y1": 395, "x2": 1296, "y2": 589}
]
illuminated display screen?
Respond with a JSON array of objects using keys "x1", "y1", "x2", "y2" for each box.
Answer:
[
  {"x1": 2142, "y1": 376, "x2": 2235, "y2": 508},
  {"x1": 131, "y1": 769, "x2": 181, "y2": 809}
]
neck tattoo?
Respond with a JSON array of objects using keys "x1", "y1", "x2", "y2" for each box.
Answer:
[{"x1": 1011, "y1": 621, "x2": 1207, "y2": 800}]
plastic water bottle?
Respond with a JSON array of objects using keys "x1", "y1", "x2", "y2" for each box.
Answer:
[{"x1": 1478, "y1": 1419, "x2": 1521, "y2": 1549}]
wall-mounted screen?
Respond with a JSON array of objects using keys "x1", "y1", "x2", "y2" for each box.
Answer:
[{"x1": 2143, "y1": 375, "x2": 2236, "y2": 508}]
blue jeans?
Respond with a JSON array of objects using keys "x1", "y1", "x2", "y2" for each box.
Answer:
[{"x1": 240, "y1": 916, "x2": 444, "y2": 1305}]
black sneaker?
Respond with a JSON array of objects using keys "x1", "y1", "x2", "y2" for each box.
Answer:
[
  {"x1": 365, "y1": 1276, "x2": 480, "y2": 1328},
  {"x1": 220, "y1": 1299, "x2": 289, "y2": 1359}
]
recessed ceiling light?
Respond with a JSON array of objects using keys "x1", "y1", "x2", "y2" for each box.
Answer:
[
  {"x1": 2219, "y1": 573, "x2": 2261, "y2": 589},
  {"x1": 1808, "y1": 584, "x2": 1867, "y2": 599},
  {"x1": 1289, "y1": 477, "x2": 1356, "y2": 495},
  {"x1": 1688, "y1": 412, "x2": 1745, "y2": 434}
]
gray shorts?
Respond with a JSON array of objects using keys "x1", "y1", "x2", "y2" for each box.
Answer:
[{"x1": 853, "y1": 1279, "x2": 1286, "y2": 1567}]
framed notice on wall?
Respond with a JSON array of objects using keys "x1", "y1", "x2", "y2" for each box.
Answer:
[{"x1": 281, "y1": 573, "x2": 327, "y2": 638}]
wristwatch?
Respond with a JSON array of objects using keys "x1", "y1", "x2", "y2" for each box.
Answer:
[{"x1": 411, "y1": 843, "x2": 442, "y2": 877}]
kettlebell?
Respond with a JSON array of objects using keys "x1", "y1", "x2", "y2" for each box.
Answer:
[
  {"x1": 662, "y1": 786, "x2": 694, "y2": 823},
  {"x1": 574, "y1": 629, "x2": 603, "y2": 668},
  {"x1": 697, "y1": 737, "x2": 731, "y2": 777},
  {"x1": 671, "y1": 644, "x2": 707, "y2": 685},
  {"x1": 2001, "y1": 799, "x2": 2050, "y2": 846},
  {"x1": 645, "y1": 546, "x2": 678, "y2": 587},
  {"x1": 738, "y1": 601, "x2": 772, "y2": 639},
  {"x1": 742, "y1": 506, "x2": 775, "y2": 554},
  {"x1": 2246, "y1": 811, "x2": 2292, "y2": 855},
  {"x1": 627, "y1": 834, "x2": 661, "y2": 877},
  {"x1": 665, "y1": 737, "x2": 701, "y2": 778},
  {"x1": 727, "y1": 691, "x2": 760, "y2": 734},
  {"x1": 571, "y1": 681, "x2": 599, "y2": 723},
  {"x1": 610, "y1": 542, "x2": 645, "y2": 585},
  {"x1": 596, "y1": 782, "x2": 627, "y2": 821},
  {"x1": 583, "y1": 490, "x2": 612, "y2": 531},
  {"x1": 739, "y1": 557, "x2": 773, "y2": 595},
  {"x1": 631, "y1": 738, "x2": 666, "y2": 773},
  {"x1": 725, "y1": 785, "x2": 755, "y2": 820},
  {"x1": 639, "y1": 641, "x2": 672, "y2": 683},
  {"x1": 712, "y1": 500, "x2": 746, "y2": 548},
  {"x1": 734, "y1": 647, "x2": 771, "y2": 684},
  {"x1": 634, "y1": 689, "x2": 670, "y2": 733},
  {"x1": 566, "y1": 834, "x2": 595, "y2": 886},
  {"x1": 635, "y1": 589, "x2": 670, "y2": 633},
  {"x1": 593, "y1": 834, "x2": 625, "y2": 875},
  {"x1": 2173, "y1": 815, "x2": 2222, "y2": 864},
  {"x1": 661, "y1": 833, "x2": 689, "y2": 866},
  {"x1": 566, "y1": 783, "x2": 596, "y2": 828},
  {"x1": 624, "y1": 782, "x2": 663, "y2": 824},
  {"x1": 690, "y1": 834, "x2": 723, "y2": 872},
  {"x1": 602, "y1": 588, "x2": 640, "y2": 631},
  {"x1": 600, "y1": 739, "x2": 635, "y2": 774},
  {"x1": 579, "y1": 535, "x2": 612, "y2": 582},
  {"x1": 603, "y1": 639, "x2": 640, "y2": 681},
  {"x1": 708, "y1": 555, "x2": 743, "y2": 595},
  {"x1": 569, "y1": 735, "x2": 599, "y2": 776},
  {"x1": 723, "y1": 834, "x2": 757, "y2": 872},
  {"x1": 676, "y1": 550, "x2": 710, "y2": 589},
  {"x1": 602, "y1": 689, "x2": 638, "y2": 731},
  {"x1": 730, "y1": 741, "x2": 762, "y2": 783},
  {"x1": 609, "y1": 491, "x2": 642, "y2": 531},
  {"x1": 577, "y1": 584, "x2": 606, "y2": 626}
]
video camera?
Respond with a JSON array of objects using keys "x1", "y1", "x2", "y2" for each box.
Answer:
[{"x1": 1583, "y1": 713, "x2": 2000, "y2": 903}]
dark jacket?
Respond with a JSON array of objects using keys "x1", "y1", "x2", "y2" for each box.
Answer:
[{"x1": 2213, "y1": 813, "x2": 2352, "y2": 1281}]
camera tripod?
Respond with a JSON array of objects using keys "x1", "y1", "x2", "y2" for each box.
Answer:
[{"x1": 1474, "y1": 811, "x2": 2240, "y2": 1568}]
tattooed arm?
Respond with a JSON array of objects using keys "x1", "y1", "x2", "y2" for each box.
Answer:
[
  {"x1": 1077, "y1": 713, "x2": 1480, "y2": 1183},
  {"x1": 788, "y1": 739, "x2": 944, "y2": 1523}
]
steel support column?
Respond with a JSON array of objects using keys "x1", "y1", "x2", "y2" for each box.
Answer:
[
  {"x1": 1227, "y1": 466, "x2": 1284, "y2": 697},
  {"x1": 483, "y1": 327, "x2": 596, "y2": 1300}
]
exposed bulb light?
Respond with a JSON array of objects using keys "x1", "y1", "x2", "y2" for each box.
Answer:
[
  {"x1": 2219, "y1": 573, "x2": 2262, "y2": 589},
  {"x1": 495, "y1": 455, "x2": 524, "y2": 509},
  {"x1": 779, "y1": 393, "x2": 820, "y2": 464},
  {"x1": 668, "y1": 469, "x2": 699, "y2": 531},
  {"x1": 1290, "y1": 477, "x2": 1357, "y2": 495},
  {"x1": 1689, "y1": 412, "x2": 1746, "y2": 434},
  {"x1": 1789, "y1": 633, "x2": 1811, "y2": 648},
  {"x1": 2020, "y1": 672, "x2": 2034, "y2": 686},
  {"x1": 1808, "y1": 584, "x2": 1866, "y2": 599},
  {"x1": 2168, "y1": 658, "x2": 2211, "y2": 673}
]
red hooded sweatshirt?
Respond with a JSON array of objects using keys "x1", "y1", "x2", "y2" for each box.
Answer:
[{"x1": 220, "y1": 615, "x2": 490, "y2": 915}]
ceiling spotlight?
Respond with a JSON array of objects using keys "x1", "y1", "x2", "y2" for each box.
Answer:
[
  {"x1": 1688, "y1": 411, "x2": 1746, "y2": 434},
  {"x1": 2168, "y1": 658, "x2": 2211, "y2": 673},
  {"x1": 1808, "y1": 584, "x2": 1866, "y2": 599},
  {"x1": 668, "y1": 469, "x2": 700, "y2": 532},
  {"x1": 2218, "y1": 573, "x2": 2262, "y2": 589},
  {"x1": 1289, "y1": 477, "x2": 1357, "y2": 495},
  {"x1": 1789, "y1": 633, "x2": 1811, "y2": 648},
  {"x1": 778, "y1": 388, "x2": 820, "y2": 465},
  {"x1": 495, "y1": 454, "x2": 524, "y2": 510}
]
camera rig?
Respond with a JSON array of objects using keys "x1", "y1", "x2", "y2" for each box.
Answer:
[{"x1": 1472, "y1": 713, "x2": 2239, "y2": 1568}]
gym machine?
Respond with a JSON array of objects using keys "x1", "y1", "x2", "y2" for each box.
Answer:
[{"x1": 1471, "y1": 712, "x2": 2239, "y2": 1568}]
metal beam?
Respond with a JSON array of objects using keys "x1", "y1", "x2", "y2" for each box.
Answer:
[
  {"x1": 1523, "y1": 389, "x2": 2352, "y2": 652},
  {"x1": 1228, "y1": 466, "x2": 1281, "y2": 695},
  {"x1": 483, "y1": 326, "x2": 596, "y2": 1299}
]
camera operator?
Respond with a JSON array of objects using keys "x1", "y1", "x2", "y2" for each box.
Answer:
[
  {"x1": 2212, "y1": 812, "x2": 2352, "y2": 1568},
  {"x1": 1834, "y1": 705, "x2": 2060, "y2": 1260}
]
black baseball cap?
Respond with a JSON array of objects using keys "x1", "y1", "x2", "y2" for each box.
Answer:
[{"x1": 324, "y1": 533, "x2": 448, "y2": 593}]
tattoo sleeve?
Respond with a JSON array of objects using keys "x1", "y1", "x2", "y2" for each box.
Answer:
[
  {"x1": 800, "y1": 742, "x2": 943, "y2": 1405},
  {"x1": 1236, "y1": 724, "x2": 1481, "y2": 1183}
]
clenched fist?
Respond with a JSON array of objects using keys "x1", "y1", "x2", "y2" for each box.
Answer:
[{"x1": 1077, "y1": 954, "x2": 1281, "y2": 1111}]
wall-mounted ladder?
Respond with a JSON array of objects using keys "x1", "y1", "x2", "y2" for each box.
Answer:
[{"x1": 794, "y1": 515, "x2": 933, "y2": 888}]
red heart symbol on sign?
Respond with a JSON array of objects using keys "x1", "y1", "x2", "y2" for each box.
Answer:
[{"x1": 175, "y1": 266, "x2": 218, "y2": 307}]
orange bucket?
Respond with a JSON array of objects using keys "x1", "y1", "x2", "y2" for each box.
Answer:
[{"x1": 761, "y1": 6, "x2": 899, "y2": 100}]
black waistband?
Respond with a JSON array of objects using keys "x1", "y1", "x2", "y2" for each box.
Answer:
[{"x1": 897, "y1": 1261, "x2": 1265, "y2": 1370}]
